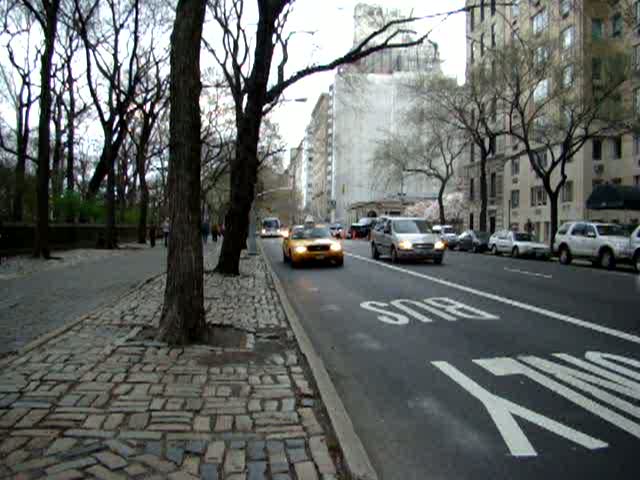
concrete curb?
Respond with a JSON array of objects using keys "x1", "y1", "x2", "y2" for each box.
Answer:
[
  {"x1": 258, "y1": 239, "x2": 379, "y2": 480},
  {"x1": 0, "y1": 270, "x2": 165, "y2": 371}
]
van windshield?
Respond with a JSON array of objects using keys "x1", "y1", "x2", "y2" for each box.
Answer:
[
  {"x1": 263, "y1": 219, "x2": 280, "y2": 229},
  {"x1": 393, "y1": 220, "x2": 431, "y2": 234}
]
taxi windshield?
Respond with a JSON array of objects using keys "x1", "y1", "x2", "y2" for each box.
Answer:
[{"x1": 291, "y1": 226, "x2": 331, "y2": 239}]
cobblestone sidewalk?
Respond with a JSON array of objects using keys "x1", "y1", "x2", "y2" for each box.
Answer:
[{"x1": 0, "y1": 246, "x2": 341, "y2": 479}]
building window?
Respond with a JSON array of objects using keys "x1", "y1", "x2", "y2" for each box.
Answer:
[
  {"x1": 635, "y1": 135, "x2": 640, "y2": 155},
  {"x1": 612, "y1": 13, "x2": 623, "y2": 38},
  {"x1": 560, "y1": 0, "x2": 571, "y2": 17},
  {"x1": 561, "y1": 181, "x2": 573, "y2": 202},
  {"x1": 491, "y1": 24, "x2": 496, "y2": 47},
  {"x1": 511, "y1": 158, "x2": 520, "y2": 175},
  {"x1": 490, "y1": 172, "x2": 497, "y2": 198},
  {"x1": 470, "y1": 144, "x2": 475, "y2": 163},
  {"x1": 535, "y1": 46, "x2": 549, "y2": 65},
  {"x1": 481, "y1": 0, "x2": 485, "y2": 21},
  {"x1": 480, "y1": 33, "x2": 485, "y2": 56},
  {"x1": 491, "y1": 0, "x2": 496, "y2": 16},
  {"x1": 636, "y1": 1, "x2": 640, "y2": 26},
  {"x1": 534, "y1": 79, "x2": 549, "y2": 102},
  {"x1": 635, "y1": 88, "x2": 640, "y2": 116},
  {"x1": 470, "y1": 178, "x2": 475, "y2": 201},
  {"x1": 612, "y1": 136, "x2": 622, "y2": 159},
  {"x1": 634, "y1": 175, "x2": 640, "y2": 187},
  {"x1": 592, "y1": 18, "x2": 604, "y2": 40},
  {"x1": 533, "y1": 9, "x2": 548, "y2": 34},
  {"x1": 512, "y1": 0, "x2": 520, "y2": 19},
  {"x1": 561, "y1": 25, "x2": 575, "y2": 50},
  {"x1": 470, "y1": 8, "x2": 475, "y2": 32},
  {"x1": 562, "y1": 64, "x2": 574, "y2": 88},
  {"x1": 470, "y1": 43, "x2": 475, "y2": 64},
  {"x1": 470, "y1": 212, "x2": 474, "y2": 230},
  {"x1": 511, "y1": 189, "x2": 520, "y2": 208},
  {"x1": 530, "y1": 186, "x2": 548, "y2": 206},
  {"x1": 592, "y1": 57, "x2": 602, "y2": 81},
  {"x1": 612, "y1": 177, "x2": 622, "y2": 185},
  {"x1": 593, "y1": 138, "x2": 602, "y2": 160}
]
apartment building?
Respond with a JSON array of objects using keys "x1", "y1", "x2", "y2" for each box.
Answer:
[
  {"x1": 306, "y1": 94, "x2": 332, "y2": 221},
  {"x1": 464, "y1": 0, "x2": 640, "y2": 241}
]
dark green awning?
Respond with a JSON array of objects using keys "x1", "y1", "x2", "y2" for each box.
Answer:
[{"x1": 586, "y1": 185, "x2": 640, "y2": 211}]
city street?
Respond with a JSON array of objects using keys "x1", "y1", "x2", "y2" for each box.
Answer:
[{"x1": 261, "y1": 237, "x2": 640, "y2": 480}]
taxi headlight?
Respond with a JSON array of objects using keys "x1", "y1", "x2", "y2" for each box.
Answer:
[
  {"x1": 434, "y1": 240, "x2": 445, "y2": 250},
  {"x1": 294, "y1": 246, "x2": 307, "y2": 254},
  {"x1": 330, "y1": 242, "x2": 342, "y2": 252},
  {"x1": 398, "y1": 240, "x2": 413, "y2": 250}
]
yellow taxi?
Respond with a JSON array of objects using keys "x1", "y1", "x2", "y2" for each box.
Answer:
[{"x1": 282, "y1": 224, "x2": 344, "y2": 267}]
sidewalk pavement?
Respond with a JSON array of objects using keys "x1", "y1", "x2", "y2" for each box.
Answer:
[{"x1": 0, "y1": 244, "x2": 341, "y2": 479}]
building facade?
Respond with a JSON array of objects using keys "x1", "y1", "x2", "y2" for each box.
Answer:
[
  {"x1": 306, "y1": 94, "x2": 332, "y2": 221},
  {"x1": 463, "y1": 0, "x2": 640, "y2": 241}
]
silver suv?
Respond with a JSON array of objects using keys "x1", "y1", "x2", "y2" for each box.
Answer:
[
  {"x1": 553, "y1": 221, "x2": 631, "y2": 269},
  {"x1": 371, "y1": 217, "x2": 446, "y2": 264}
]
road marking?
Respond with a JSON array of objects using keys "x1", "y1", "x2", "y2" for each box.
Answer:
[
  {"x1": 347, "y1": 252, "x2": 640, "y2": 345},
  {"x1": 504, "y1": 267, "x2": 552, "y2": 279},
  {"x1": 476, "y1": 357, "x2": 640, "y2": 439},
  {"x1": 432, "y1": 361, "x2": 607, "y2": 457},
  {"x1": 361, "y1": 297, "x2": 498, "y2": 325}
]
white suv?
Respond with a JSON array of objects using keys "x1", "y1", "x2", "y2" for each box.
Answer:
[
  {"x1": 630, "y1": 225, "x2": 640, "y2": 273},
  {"x1": 553, "y1": 222, "x2": 632, "y2": 269}
]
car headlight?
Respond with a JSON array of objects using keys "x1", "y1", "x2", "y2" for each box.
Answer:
[
  {"x1": 294, "y1": 245, "x2": 307, "y2": 254},
  {"x1": 282, "y1": 231, "x2": 289, "y2": 238},
  {"x1": 398, "y1": 240, "x2": 413, "y2": 250},
  {"x1": 330, "y1": 242, "x2": 342, "y2": 252},
  {"x1": 434, "y1": 240, "x2": 445, "y2": 250},
  {"x1": 261, "y1": 229, "x2": 266, "y2": 234}
]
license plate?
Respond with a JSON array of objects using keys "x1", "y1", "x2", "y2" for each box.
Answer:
[{"x1": 316, "y1": 255, "x2": 325, "y2": 260}]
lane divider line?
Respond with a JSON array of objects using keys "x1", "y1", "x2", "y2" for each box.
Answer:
[
  {"x1": 504, "y1": 267, "x2": 553, "y2": 279},
  {"x1": 346, "y1": 252, "x2": 640, "y2": 345}
]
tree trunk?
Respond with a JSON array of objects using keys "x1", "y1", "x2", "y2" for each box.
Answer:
[
  {"x1": 138, "y1": 185, "x2": 149, "y2": 243},
  {"x1": 437, "y1": 182, "x2": 446, "y2": 226},
  {"x1": 548, "y1": 190, "x2": 559, "y2": 250},
  {"x1": 34, "y1": 1, "x2": 61, "y2": 258},
  {"x1": 105, "y1": 147, "x2": 117, "y2": 248},
  {"x1": 65, "y1": 64, "x2": 76, "y2": 197},
  {"x1": 12, "y1": 126, "x2": 27, "y2": 222},
  {"x1": 478, "y1": 149, "x2": 488, "y2": 232},
  {"x1": 52, "y1": 101, "x2": 64, "y2": 221},
  {"x1": 156, "y1": 0, "x2": 206, "y2": 345},
  {"x1": 136, "y1": 116, "x2": 153, "y2": 244}
]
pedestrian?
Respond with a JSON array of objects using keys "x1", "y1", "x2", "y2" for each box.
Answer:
[
  {"x1": 162, "y1": 217, "x2": 170, "y2": 247},
  {"x1": 211, "y1": 223, "x2": 219, "y2": 242},
  {"x1": 201, "y1": 219, "x2": 210, "y2": 243},
  {"x1": 149, "y1": 223, "x2": 156, "y2": 248}
]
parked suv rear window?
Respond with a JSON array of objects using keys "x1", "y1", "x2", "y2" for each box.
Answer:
[
  {"x1": 596, "y1": 224, "x2": 625, "y2": 236},
  {"x1": 393, "y1": 220, "x2": 431, "y2": 234},
  {"x1": 514, "y1": 233, "x2": 533, "y2": 241},
  {"x1": 557, "y1": 224, "x2": 570, "y2": 235}
]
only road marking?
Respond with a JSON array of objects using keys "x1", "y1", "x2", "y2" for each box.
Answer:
[{"x1": 504, "y1": 267, "x2": 552, "y2": 279}]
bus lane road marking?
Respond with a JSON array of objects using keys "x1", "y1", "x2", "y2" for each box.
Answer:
[
  {"x1": 433, "y1": 351, "x2": 640, "y2": 457},
  {"x1": 346, "y1": 252, "x2": 640, "y2": 345}
]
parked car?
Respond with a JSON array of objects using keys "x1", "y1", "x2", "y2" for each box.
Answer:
[
  {"x1": 553, "y1": 221, "x2": 632, "y2": 269},
  {"x1": 432, "y1": 225, "x2": 459, "y2": 249},
  {"x1": 630, "y1": 225, "x2": 640, "y2": 273},
  {"x1": 370, "y1": 217, "x2": 446, "y2": 264},
  {"x1": 457, "y1": 230, "x2": 491, "y2": 253},
  {"x1": 491, "y1": 230, "x2": 551, "y2": 259},
  {"x1": 349, "y1": 217, "x2": 377, "y2": 239}
]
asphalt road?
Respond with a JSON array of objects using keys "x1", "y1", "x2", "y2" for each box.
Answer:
[
  {"x1": 0, "y1": 246, "x2": 167, "y2": 356},
  {"x1": 261, "y1": 237, "x2": 640, "y2": 480}
]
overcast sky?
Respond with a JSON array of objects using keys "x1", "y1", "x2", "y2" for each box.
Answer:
[{"x1": 269, "y1": 0, "x2": 467, "y2": 159}]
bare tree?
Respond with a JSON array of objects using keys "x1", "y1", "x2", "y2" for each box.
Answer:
[
  {"x1": 74, "y1": 0, "x2": 144, "y2": 248},
  {"x1": 18, "y1": 0, "x2": 63, "y2": 257},
  {"x1": 0, "y1": 7, "x2": 40, "y2": 221},
  {"x1": 129, "y1": 52, "x2": 169, "y2": 243},
  {"x1": 492, "y1": 30, "x2": 635, "y2": 247}
]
